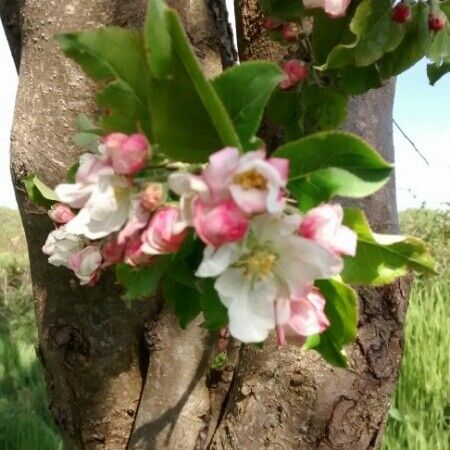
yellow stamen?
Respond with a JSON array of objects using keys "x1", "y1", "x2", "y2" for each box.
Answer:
[
  {"x1": 237, "y1": 248, "x2": 278, "y2": 280},
  {"x1": 233, "y1": 169, "x2": 267, "y2": 190}
]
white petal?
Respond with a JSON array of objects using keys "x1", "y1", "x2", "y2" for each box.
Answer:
[
  {"x1": 195, "y1": 243, "x2": 240, "y2": 278},
  {"x1": 226, "y1": 278, "x2": 277, "y2": 343},
  {"x1": 55, "y1": 183, "x2": 93, "y2": 209}
]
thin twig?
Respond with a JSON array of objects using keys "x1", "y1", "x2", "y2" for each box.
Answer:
[{"x1": 393, "y1": 119, "x2": 430, "y2": 166}]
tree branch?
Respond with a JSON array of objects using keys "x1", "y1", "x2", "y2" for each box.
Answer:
[{"x1": 0, "y1": 0, "x2": 22, "y2": 72}]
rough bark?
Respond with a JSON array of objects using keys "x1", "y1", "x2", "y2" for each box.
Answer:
[
  {"x1": 7, "y1": 0, "x2": 224, "y2": 449},
  {"x1": 5, "y1": 0, "x2": 410, "y2": 448}
]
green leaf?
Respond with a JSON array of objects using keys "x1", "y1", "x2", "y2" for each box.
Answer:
[
  {"x1": 312, "y1": 11, "x2": 352, "y2": 67},
  {"x1": 116, "y1": 259, "x2": 170, "y2": 301},
  {"x1": 57, "y1": 28, "x2": 152, "y2": 135},
  {"x1": 148, "y1": 7, "x2": 241, "y2": 162},
  {"x1": 72, "y1": 132, "x2": 100, "y2": 150},
  {"x1": 305, "y1": 279, "x2": 358, "y2": 368},
  {"x1": 76, "y1": 114, "x2": 101, "y2": 133},
  {"x1": 300, "y1": 85, "x2": 348, "y2": 133},
  {"x1": 378, "y1": 2, "x2": 430, "y2": 79},
  {"x1": 211, "y1": 351, "x2": 228, "y2": 369},
  {"x1": 162, "y1": 276, "x2": 202, "y2": 328},
  {"x1": 212, "y1": 61, "x2": 284, "y2": 150},
  {"x1": 319, "y1": 0, "x2": 406, "y2": 70},
  {"x1": 427, "y1": 61, "x2": 450, "y2": 85},
  {"x1": 23, "y1": 175, "x2": 58, "y2": 208},
  {"x1": 337, "y1": 65, "x2": 382, "y2": 95},
  {"x1": 199, "y1": 279, "x2": 228, "y2": 330},
  {"x1": 273, "y1": 131, "x2": 393, "y2": 210},
  {"x1": 145, "y1": 0, "x2": 171, "y2": 78},
  {"x1": 67, "y1": 163, "x2": 79, "y2": 183},
  {"x1": 341, "y1": 208, "x2": 438, "y2": 285}
]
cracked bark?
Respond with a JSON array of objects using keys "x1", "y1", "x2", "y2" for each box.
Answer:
[{"x1": 4, "y1": 0, "x2": 410, "y2": 448}]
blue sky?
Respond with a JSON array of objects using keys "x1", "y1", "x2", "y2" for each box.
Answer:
[{"x1": 0, "y1": 25, "x2": 448, "y2": 210}]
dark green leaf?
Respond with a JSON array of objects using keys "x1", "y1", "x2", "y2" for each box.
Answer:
[
  {"x1": 338, "y1": 65, "x2": 383, "y2": 95},
  {"x1": 427, "y1": 61, "x2": 450, "y2": 85},
  {"x1": 116, "y1": 259, "x2": 170, "y2": 301},
  {"x1": 148, "y1": 8, "x2": 241, "y2": 162},
  {"x1": 305, "y1": 279, "x2": 357, "y2": 368},
  {"x1": 199, "y1": 279, "x2": 228, "y2": 330},
  {"x1": 273, "y1": 131, "x2": 392, "y2": 210},
  {"x1": 23, "y1": 175, "x2": 58, "y2": 208},
  {"x1": 300, "y1": 85, "x2": 348, "y2": 133},
  {"x1": 341, "y1": 208, "x2": 438, "y2": 285},
  {"x1": 259, "y1": 0, "x2": 305, "y2": 20},
  {"x1": 162, "y1": 277, "x2": 202, "y2": 328},
  {"x1": 67, "y1": 163, "x2": 79, "y2": 183},
  {"x1": 378, "y1": 2, "x2": 430, "y2": 79},
  {"x1": 212, "y1": 61, "x2": 284, "y2": 150}
]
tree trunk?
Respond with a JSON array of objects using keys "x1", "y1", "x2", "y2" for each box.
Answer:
[{"x1": 4, "y1": 0, "x2": 411, "y2": 448}]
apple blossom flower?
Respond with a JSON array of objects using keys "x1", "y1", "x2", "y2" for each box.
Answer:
[
  {"x1": 68, "y1": 246, "x2": 102, "y2": 285},
  {"x1": 299, "y1": 204, "x2": 357, "y2": 256},
  {"x1": 280, "y1": 60, "x2": 308, "y2": 90},
  {"x1": 141, "y1": 207, "x2": 187, "y2": 255},
  {"x1": 169, "y1": 147, "x2": 289, "y2": 219},
  {"x1": 56, "y1": 153, "x2": 133, "y2": 240},
  {"x1": 275, "y1": 287, "x2": 329, "y2": 346},
  {"x1": 303, "y1": 0, "x2": 351, "y2": 17},
  {"x1": 48, "y1": 203, "x2": 76, "y2": 224},
  {"x1": 55, "y1": 153, "x2": 113, "y2": 209},
  {"x1": 42, "y1": 226, "x2": 81, "y2": 268},
  {"x1": 196, "y1": 213, "x2": 342, "y2": 343},
  {"x1": 193, "y1": 198, "x2": 249, "y2": 248},
  {"x1": 103, "y1": 133, "x2": 150, "y2": 175}
]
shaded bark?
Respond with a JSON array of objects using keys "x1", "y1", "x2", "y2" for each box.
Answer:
[
  {"x1": 4, "y1": 0, "x2": 410, "y2": 448},
  {"x1": 0, "y1": 0, "x2": 21, "y2": 71}
]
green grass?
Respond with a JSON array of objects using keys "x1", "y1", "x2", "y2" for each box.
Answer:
[
  {"x1": 382, "y1": 209, "x2": 450, "y2": 450},
  {"x1": 0, "y1": 207, "x2": 448, "y2": 449},
  {"x1": 0, "y1": 207, "x2": 62, "y2": 450}
]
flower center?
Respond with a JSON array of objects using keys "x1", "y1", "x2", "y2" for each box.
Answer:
[
  {"x1": 114, "y1": 186, "x2": 131, "y2": 202},
  {"x1": 237, "y1": 247, "x2": 278, "y2": 280},
  {"x1": 233, "y1": 169, "x2": 267, "y2": 190}
]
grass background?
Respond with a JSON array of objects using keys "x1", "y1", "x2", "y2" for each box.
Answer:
[{"x1": 0, "y1": 207, "x2": 448, "y2": 449}]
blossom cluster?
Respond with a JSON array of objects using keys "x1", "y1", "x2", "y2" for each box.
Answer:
[{"x1": 43, "y1": 134, "x2": 357, "y2": 344}]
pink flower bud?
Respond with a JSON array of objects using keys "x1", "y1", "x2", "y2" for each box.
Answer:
[
  {"x1": 262, "y1": 17, "x2": 281, "y2": 30},
  {"x1": 428, "y1": 13, "x2": 446, "y2": 32},
  {"x1": 48, "y1": 203, "x2": 76, "y2": 224},
  {"x1": 193, "y1": 199, "x2": 249, "y2": 248},
  {"x1": 68, "y1": 246, "x2": 102, "y2": 285},
  {"x1": 303, "y1": 0, "x2": 350, "y2": 17},
  {"x1": 141, "y1": 207, "x2": 187, "y2": 255},
  {"x1": 281, "y1": 23, "x2": 298, "y2": 43},
  {"x1": 391, "y1": 2, "x2": 411, "y2": 23},
  {"x1": 299, "y1": 204, "x2": 357, "y2": 257},
  {"x1": 280, "y1": 59, "x2": 308, "y2": 90},
  {"x1": 102, "y1": 235, "x2": 126, "y2": 267},
  {"x1": 124, "y1": 233, "x2": 154, "y2": 266},
  {"x1": 141, "y1": 183, "x2": 166, "y2": 212},
  {"x1": 103, "y1": 133, "x2": 150, "y2": 175}
]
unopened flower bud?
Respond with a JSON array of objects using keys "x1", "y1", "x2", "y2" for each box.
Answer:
[
  {"x1": 280, "y1": 59, "x2": 308, "y2": 90},
  {"x1": 428, "y1": 13, "x2": 446, "y2": 32},
  {"x1": 48, "y1": 203, "x2": 76, "y2": 224},
  {"x1": 141, "y1": 183, "x2": 166, "y2": 211},
  {"x1": 391, "y1": 2, "x2": 411, "y2": 23},
  {"x1": 103, "y1": 133, "x2": 150, "y2": 175},
  {"x1": 281, "y1": 23, "x2": 298, "y2": 43},
  {"x1": 102, "y1": 235, "x2": 125, "y2": 267}
]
